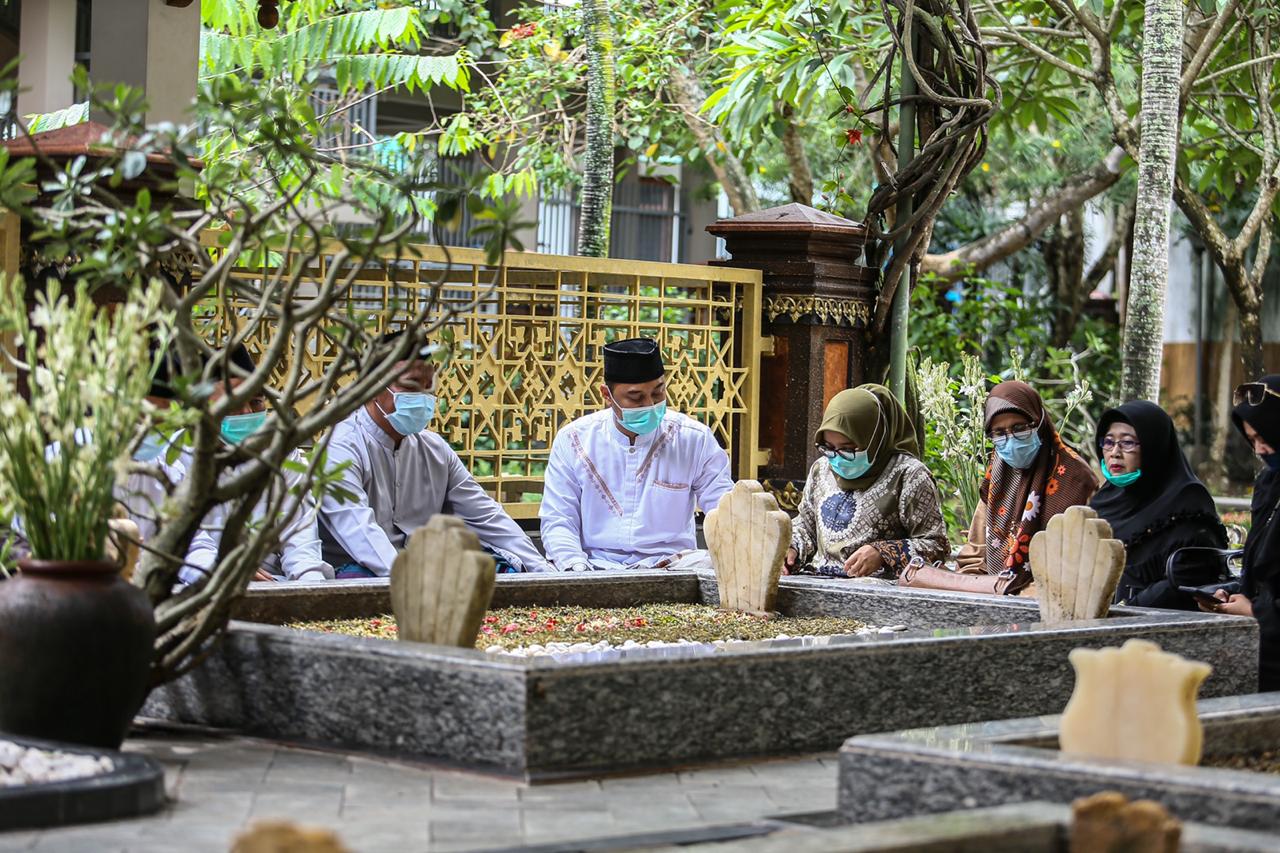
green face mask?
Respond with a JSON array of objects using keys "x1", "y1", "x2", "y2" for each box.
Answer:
[
  {"x1": 1102, "y1": 462, "x2": 1141, "y2": 488},
  {"x1": 221, "y1": 411, "x2": 267, "y2": 445}
]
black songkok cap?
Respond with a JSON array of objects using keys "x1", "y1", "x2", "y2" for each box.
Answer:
[{"x1": 603, "y1": 338, "x2": 664, "y2": 384}]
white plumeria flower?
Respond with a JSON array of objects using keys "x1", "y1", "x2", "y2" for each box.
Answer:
[{"x1": 1022, "y1": 490, "x2": 1042, "y2": 522}]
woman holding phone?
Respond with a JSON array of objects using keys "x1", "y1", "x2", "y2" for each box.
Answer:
[{"x1": 1208, "y1": 376, "x2": 1280, "y2": 690}]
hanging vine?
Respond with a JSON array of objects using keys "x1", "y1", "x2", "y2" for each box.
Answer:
[{"x1": 860, "y1": 0, "x2": 999, "y2": 335}]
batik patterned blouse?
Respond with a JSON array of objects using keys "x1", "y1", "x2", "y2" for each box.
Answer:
[{"x1": 790, "y1": 453, "x2": 949, "y2": 578}]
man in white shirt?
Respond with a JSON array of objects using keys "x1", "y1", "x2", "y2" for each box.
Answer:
[
  {"x1": 539, "y1": 337, "x2": 734, "y2": 570},
  {"x1": 177, "y1": 345, "x2": 333, "y2": 584},
  {"x1": 318, "y1": 334, "x2": 548, "y2": 577}
]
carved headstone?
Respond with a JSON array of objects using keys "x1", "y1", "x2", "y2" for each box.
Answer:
[
  {"x1": 1029, "y1": 505, "x2": 1125, "y2": 623},
  {"x1": 107, "y1": 518, "x2": 141, "y2": 581},
  {"x1": 705, "y1": 480, "x2": 791, "y2": 614},
  {"x1": 231, "y1": 820, "x2": 350, "y2": 853},
  {"x1": 1060, "y1": 639, "x2": 1211, "y2": 766},
  {"x1": 390, "y1": 515, "x2": 495, "y2": 647},
  {"x1": 1070, "y1": 792, "x2": 1182, "y2": 853}
]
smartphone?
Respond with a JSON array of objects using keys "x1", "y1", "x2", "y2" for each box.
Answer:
[{"x1": 1182, "y1": 589, "x2": 1223, "y2": 608}]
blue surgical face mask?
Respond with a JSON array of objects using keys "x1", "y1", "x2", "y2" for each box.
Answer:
[
  {"x1": 611, "y1": 396, "x2": 666, "y2": 435},
  {"x1": 221, "y1": 412, "x2": 267, "y2": 445},
  {"x1": 1102, "y1": 462, "x2": 1142, "y2": 488},
  {"x1": 829, "y1": 451, "x2": 872, "y2": 480},
  {"x1": 996, "y1": 432, "x2": 1042, "y2": 470},
  {"x1": 380, "y1": 391, "x2": 436, "y2": 436},
  {"x1": 133, "y1": 431, "x2": 170, "y2": 463},
  {"x1": 1262, "y1": 453, "x2": 1280, "y2": 472}
]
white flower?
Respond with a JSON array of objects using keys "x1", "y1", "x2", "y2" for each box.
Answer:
[{"x1": 1022, "y1": 491, "x2": 1042, "y2": 522}]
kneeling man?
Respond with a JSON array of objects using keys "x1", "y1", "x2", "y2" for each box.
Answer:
[{"x1": 539, "y1": 338, "x2": 733, "y2": 570}]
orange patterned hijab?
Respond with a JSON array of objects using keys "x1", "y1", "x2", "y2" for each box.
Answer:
[{"x1": 981, "y1": 381, "x2": 1098, "y2": 576}]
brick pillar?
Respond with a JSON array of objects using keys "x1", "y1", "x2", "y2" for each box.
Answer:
[{"x1": 707, "y1": 203, "x2": 876, "y2": 508}]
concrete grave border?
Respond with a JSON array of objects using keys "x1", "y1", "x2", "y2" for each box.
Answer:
[
  {"x1": 838, "y1": 693, "x2": 1280, "y2": 832},
  {"x1": 144, "y1": 572, "x2": 1258, "y2": 780}
]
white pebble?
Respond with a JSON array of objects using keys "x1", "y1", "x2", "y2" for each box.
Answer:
[{"x1": 0, "y1": 741, "x2": 114, "y2": 787}]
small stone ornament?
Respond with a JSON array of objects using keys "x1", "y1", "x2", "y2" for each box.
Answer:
[
  {"x1": 390, "y1": 515, "x2": 496, "y2": 647},
  {"x1": 1060, "y1": 639, "x2": 1212, "y2": 766},
  {"x1": 1029, "y1": 504, "x2": 1125, "y2": 623},
  {"x1": 704, "y1": 480, "x2": 791, "y2": 614},
  {"x1": 1070, "y1": 791, "x2": 1181, "y2": 853}
]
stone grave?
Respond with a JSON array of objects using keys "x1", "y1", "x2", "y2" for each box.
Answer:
[
  {"x1": 838, "y1": 692, "x2": 1280, "y2": 833},
  {"x1": 140, "y1": 570, "x2": 1259, "y2": 780}
]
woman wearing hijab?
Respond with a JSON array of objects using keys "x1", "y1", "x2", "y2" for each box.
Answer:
[
  {"x1": 1090, "y1": 401, "x2": 1227, "y2": 609},
  {"x1": 784, "y1": 384, "x2": 948, "y2": 578},
  {"x1": 1205, "y1": 376, "x2": 1280, "y2": 690},
  {"x1": 955, "y1": 380, "x2": 1098, "y2": 590}
]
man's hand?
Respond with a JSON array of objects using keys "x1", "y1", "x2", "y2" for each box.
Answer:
[
  {"x1": 1200, "y1": 590, "x2": 1253, "y2": 616},
  {"x1": 783, "y1": 548, "x2": 798, "y2": 575},
  {"x1": 842, "y1": 545, "x2": 883, "y2": 578},
  {"x1": 253, "y1": 569, "x2": 276, "y2": 582}
]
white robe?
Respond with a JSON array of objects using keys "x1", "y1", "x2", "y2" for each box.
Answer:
[
  {"x1": 539, "y1": 408, "x2": 734, "y2": 568},
  {"x1": 182, "y1": 449, "x2": 333, "y2": 584},
  {"x1": 318, "y1": 407, "x2": 547, "y2": 575}
]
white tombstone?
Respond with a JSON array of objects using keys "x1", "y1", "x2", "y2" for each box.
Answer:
[
  {"x1": 705, "y1": 480, "x2": 791, "y2": 614},
  {"x1": 390, "y1": 515, "x2": 495, "y2": 647},
  {"x1": 1029, "y1": 505, "x2": 1125, "y2": 623}
]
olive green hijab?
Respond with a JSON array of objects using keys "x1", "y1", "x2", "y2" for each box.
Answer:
[{"x1": 815, "y1": 384, "x2": 920, "y2": 490}]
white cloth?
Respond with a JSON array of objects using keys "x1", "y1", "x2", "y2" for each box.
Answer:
[
  {"x1": 318, "y1": 407, "x2": 547, "y2": 575},
  {"x1": 539, "y1": 408, "x2": 734, "y2": 568},
  {"x1": 181, "y1": 449, "x2": 334, "y2": 584}
]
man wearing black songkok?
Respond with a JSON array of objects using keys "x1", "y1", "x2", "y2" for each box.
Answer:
[{"x1": 539, "y1": 337, "x2": 734, "y2": 570}]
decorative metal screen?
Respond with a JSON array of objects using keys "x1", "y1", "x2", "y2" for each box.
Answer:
[{"x1": 207, "y1": 242, "x2": 764, "y2": 517}]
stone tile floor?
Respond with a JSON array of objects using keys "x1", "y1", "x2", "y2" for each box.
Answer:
[{"x1": 2, "y1": 729, "x2": 838, "y2": 853}]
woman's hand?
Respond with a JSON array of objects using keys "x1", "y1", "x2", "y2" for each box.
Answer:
[
  {"x1": 842, "y1": 545, "x2": 883, "y2": 578},
  {"x1": 1200, "y1": 590, "x2": 1254, "y2": 617},
  {"x1": 253, "y1": 569, "x2": 276, "y2": 582},
  {"x1": 783, "y1": 548, "x2": 798, "y2": 575}
]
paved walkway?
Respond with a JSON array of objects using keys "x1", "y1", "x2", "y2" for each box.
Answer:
[{"x1": 3, "y1": 730, "x2": 839, "y2": 853}]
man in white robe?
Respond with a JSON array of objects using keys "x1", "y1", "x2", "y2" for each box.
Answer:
[
  {"x1": 176, "y1": 345, "x2": 333, "y2": 584},
  {"x1": 318, "y1": 334, "x2": 548, "y2": 576},
  {"x1": 539, "y1": 337, "x2": 734, "y2": 570}
]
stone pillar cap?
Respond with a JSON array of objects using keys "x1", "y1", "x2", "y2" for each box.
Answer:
[{"x1": 706, "y1": 203, "x2": 867, "y2": 244}]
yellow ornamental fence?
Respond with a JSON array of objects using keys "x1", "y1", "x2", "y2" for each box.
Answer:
[{"x1": 204, "y1": 239, "x2": 765, "y2": 518}]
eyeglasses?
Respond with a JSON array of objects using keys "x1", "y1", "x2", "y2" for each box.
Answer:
[
  {"x1": 1233, "y1": 382, "x2": 1280, "y2": 407},
  {"x1": 987, "y1": 424, "x2": 1037, "y2": 447},
  {"x1": 815, "y1": 442, "x2": 863, "y2": 462},
  {"x1": 1100, "y1": 437, "x2": 1140, "y2": 453}
]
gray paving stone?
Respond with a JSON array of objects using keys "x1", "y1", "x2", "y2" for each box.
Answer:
[
  {"x1": 686, "y1": 787, "x2": 778, "y2": 823},
  {"x1": 675, "y1": 765, "x2": 766, "y2": 789},
  {"x1": 431, "y1": 774, "x2": 521, "y2": 802},
  {"x1": 428, "y1": 811, "x2": 522, "y2": 840},
  {"x1": 523, "y1": 806, "x2": 618, "y2": 832},
  {"x1": 341, "y1": 781, "x2": 432, "y2": 811},
  {"x1": 0, "y1": 832, "x2": 39, "y2": 852},
  {"x1": 517, "y1": 779, "x2": 604, "y2": 801}
]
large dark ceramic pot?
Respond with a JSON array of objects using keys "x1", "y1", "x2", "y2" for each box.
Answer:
[{"x1": 0, "y1": 560, "x2": 156, "y2": 748}]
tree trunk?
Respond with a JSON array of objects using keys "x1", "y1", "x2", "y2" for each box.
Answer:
[
  {"x1": 1207, "y1": 299, "x2": 1237, "y2": 491},
  {"x1": 1119, "y1": 0, "x2": 1183, "y2": 402},
  {"x1": 576, "y1": 0, "x2": 616, "y2": 258},
  {"x1": 665, "y1": 66, "x2": 760, "y2": 215},
  {"x1": 921, "y1": 146, "x2": 1128, "y2": 281},
  {"x1": 781, "y1": 105, "x2": 813, "y2": 205},
  {"x1": 1046, "y1": 206, "x2": 1086, "y2": 347}
]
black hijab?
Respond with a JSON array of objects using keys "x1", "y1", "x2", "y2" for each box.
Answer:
[
  {"x1": 1233, "y1": 375, "x2": 1280, "y2": 580},
  {"x1": 1090, "y1": 401, "x2": 1220, "y2": 546}
]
